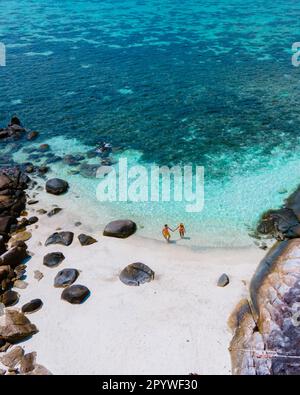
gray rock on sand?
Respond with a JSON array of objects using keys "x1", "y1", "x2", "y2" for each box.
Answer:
[
  {"x1": 47, "y1": 207, "x2": 62, "y2": 217},
  {"x1": 119, "y1": 262, "x2": 155, "y2": 286},
  {"x1": 45, "y1": 232, "x2": 74, "y2": 247},
  {"x1": 43, "y1": 252, "x2": 65, "y2": 267},
  {"x1": 45, "y1": 178, "x2": 69, "y2": 195},
  {"x1": 78, "y1": 234, "x2": 97, "y2": 246},
  {"x1": 103, "y1": 220, "x2": 137, "y2": 239},
  {"x1": 54, "y1": 269, "x2": 79, "y2": 288},
  {"x1": 21, "y1": 299, "x2": 43, "y2": 314},
  {"x1": 217, "y1": 273, "x2": 230, "y2": 287},
  {"x1": 61, "y1": 285, "x2": 90, "y2": 304},
  {"x1": 0, "y1": 310, "x2": 38, "y2": 342},
  {"x1": 34, "y1": 270, "x2": 44, "y2": 281}
]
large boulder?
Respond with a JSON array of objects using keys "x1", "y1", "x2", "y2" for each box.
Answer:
[
  {"x1": 103, "y1": 220, "x2": 137, "y2": 239},
  {"x1": 43, "y1": 252, "x2": 65, "y2": 268},
  {"x1": 45, "y1": 232, "x2": 74, "y2": 247},
  {"x1": 0, "y1": 310, "x2": 38, "y2": 343},
  {"x1": 230, "y1": 239, "x2": 300, "y2": 375},
  {"x1": 0, "y1": 174, "x2": 13, "y2": 191},
  {"x1": 0, "y1": 246, "x2": 28, "y2": 269},
  {"x1": 119, "y1": 263, "x2": 155, "y2": 286},
  {"x1": 0, "y1": 216, "x2": 16, "y2": 234},
  {"x1": 45, "y1": 178, "x2": 69, "y2": 195},
  {"x1": 256, "y1": 208, "x2": 300, "y2": 240},
  {"x1": 0, "y1": 346, "x2": 24, "y2": 368},
  {"x1": 61, "y1": 285, "x2": 90, "y2": 304},
  {"x1": 54, "y1": 269, "x2": 79, "y2": 288}
]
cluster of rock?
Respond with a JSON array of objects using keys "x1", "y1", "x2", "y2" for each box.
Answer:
[
  {"x1": 230, "y1": 187, "x2": 300, "y2": 375},
  {"x1": 0, "y1": 167, "x2": 50, "y2": 375},
  {"x1": 0, "y1": 117, "x2": 29, "y2": 142}
]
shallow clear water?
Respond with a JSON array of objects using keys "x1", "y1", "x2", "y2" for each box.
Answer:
[{"x1": 1, "y1": 0, "x2": 300, "y2": 246}]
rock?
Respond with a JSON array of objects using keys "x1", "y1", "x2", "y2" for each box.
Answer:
[
  {"x1": 19, "y1": 352, "x2": 36, "y2": 374},
  {"x1": 0, "y1": 346, "x2": 24, "y2": 368},
  {"x1": 103, "y1": 220, "x2": 137, "y2": 239},
  {"x1": 37, "y1": 209, "x2": 47, "y2": 215},
  {"x1": 45, "y1": 178, "x2": 69, "y2": 195},
  {"x1": 38, "y1": 166, "x2": 49, "y2": 175},
  {"x1": 22, "y1": 299, "x2": 43, "y2": 314},
  {"x1": 0, "y1": 310, "x2": 38, "y2": 342},
  {"x1": 1, "y1": 290, "x2": 19, "y2": 307},
  {"x1": 0, "y1": 216, "x2": 16, "y2": 233},
  {"x1": 78, "y1": 234, "x2": 97, "y2": 246},
  {"x1": 27, "y1": 199, "x2": 39, "y2": 205},
  {"x1": 28, "y1": 216, "x2": 38, "y2": 225},
  {"x1": 14, "y1": 280, "x2": 28, "y2": 289},
  {"x1": 26, "y1": 364, "x2": 52, "y2": 375},
  {"x1": 10, "y1": 116, "x2": 21, "y2": 126},
  {"x1": 47, "y1": 207, "x2": 62, "y2": 217},
  {"x1": 0, "y1": 369, "x2": 5, "y2": 375},
  {"x1": 34, "y1": 270, "x2": 44, "y2": 281},
  {"x1": 63, "y1": 155, "x2": 80, "y2": 166},
  {"x1": 74, "y1": 222, "x2": 82, "y2": 227},
  {"x1": 0, "y1": 246, "x2": 28, "y2": 269},
  {"x1": 39, "y1": 144, "x2": 50, "y2": 152},
  {"x1": 61, "y1": 285, "x2": 90, "y2": 304},
  {"x1": 11, "y1": 231, "x2": 32, "y2": 242},
  {"x1": 0, "y1": 266, "x2": 13, "y2": 282},
  {"x1": 27, "y1": 131, "x2": 39, "y2": 141},
  {"x1": 119, "y1": 263, "x2": 155, "y2": 286},
  {"x1": 54, "y1": 269, "x2": 79, "y2": 288},
  {"x1": 79, "y1": 163, "x2": 99, "y2": 178},
  {"x1": 0, "y1": 174, "x2": 13, "y2": 191},
  {"x1": 0, "y1": 236, "x2": 6, "y2": 255},
  {"x1": 257, "y1": 208, "x2": 300, "y2": 240},
  {"x1": 43, "y1": 252, "x2": 65, "y2": 268},
  {"x1": 217, "y1": 274, "x2": 230, "y2": 287},
  {"x1": 45, "y1": 232, "x2": 74, "y2": 247}
]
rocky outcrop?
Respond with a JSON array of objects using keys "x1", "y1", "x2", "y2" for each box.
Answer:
[
  {"x1": 230, "y1": 239, "x2": 300, "y2": 375},
  {"x1": 103, "y1": 220, "x2": 137, "y2": 239},
  {"x1": 0, "y1": 309, "x2": 38, "y2": 343},
  {"x1": 119, "y1": 263, "x2": 155, "y2": 286}
]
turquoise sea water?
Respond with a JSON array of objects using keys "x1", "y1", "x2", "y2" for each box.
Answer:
[{"x1": 1, "y1": 0, "x2": 300, "y2": 246}]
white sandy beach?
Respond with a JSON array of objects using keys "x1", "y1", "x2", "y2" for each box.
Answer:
[{"x1": 2, "y1": 182, "x2": 265, "y2": 375}]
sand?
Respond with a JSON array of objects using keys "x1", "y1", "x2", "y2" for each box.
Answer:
[{"x1": 1, "y1": 184, "x2": 265, "y2": 375}]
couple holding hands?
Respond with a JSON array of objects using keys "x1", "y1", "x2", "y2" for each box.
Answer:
[{"x1": 162, "y1": 223, "x2": 186, "y2": 243}]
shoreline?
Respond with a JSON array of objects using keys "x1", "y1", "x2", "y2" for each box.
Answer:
[{"x1": 9, "y1": 178, "x2": 265, "y2": 375}]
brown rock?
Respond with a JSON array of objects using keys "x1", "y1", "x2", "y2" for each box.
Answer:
[
  {"x1": 0, "y1": 309, "x2": 38, "y2": 343},
  {"x1": 0, "y1": 346, "x2": 24, "y2": 368},
  {"x1": 20, "y1": 352, "x2": 36, "y2": 374}
]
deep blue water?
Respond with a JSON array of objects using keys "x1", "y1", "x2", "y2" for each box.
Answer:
[{"x1": 1, "y1": 0, "x2": 300, "y2": 246}]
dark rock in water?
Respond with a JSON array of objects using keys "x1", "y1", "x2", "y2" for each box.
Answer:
[
  {"x1": 0, "y1": 309, "x2": 38, "y2": 343},
  {"x1": 1, "y1": 290, "x2": 19, "y2": 307},
  {"x1": 43, "y1": 252, "x2": 65, "y2": 268},
  {"x1": 39, "y1": 144, "x2": 50, "y2": 152},
  {"x1": 0, "y1": 174, "x2": 13, "y2": 191},
  {"x1": 45, "y1": 156, "x2": 62, "y2": 164},
  {"x1": 79, "y1": 163, "x2": 99, "y2": 178},
  {"x1": 38, "y1": 166, "x2": 49, "y2": 175},
  {"x1": 45, "y1": 178, "x2": 69, "y2": 195},
  {"x1": 63, "y1": 155, "x2": 82, "y2": 166},
  {"x1": 54, "y1": 269, "x2": 79, "y2": 288},
  {"x1": 61, "y1": 284, "x2": 90, "y2": 304},
  {"x1": 103, "y1": 220, "x2": 137, "y2": 239},
  {"x1": 78, "y1": 234, "x2": 97, "y2": 246},
  {"x1": 256, "y1": 208, "x2": 300, "y2": 240},
  {"x1": 27, "y1": 131, "x2": 39, "y2": 141},
  {"x1": 45, "y1": 232, "x2": 74, "y2": 247},
  {"x1": 28, "y1": 199, "x2": 39, "y2": 205},
  {"x1": 119, "y1": 262, "x2": 155, "y2": 286},
  {"x1": 37, "y1": 209, "x2": 47, "y2": 215},
  {"x1": 10, "y1": 116, "x2": 21, "y2": 126},
  {"x1": 21, "y1": 299, "x2": 43, "y2": 314},
  {"x1": 74, "y1": 222, "x2": 82, "y2": 227},
  {"x1": 285, "y1": 186, "x2": 300, "y2": 221},
  {"x1": 47, "y1": 207, "x2": 62, "y2": 217},
  {"x1": 217, "y1": 273, "x2": 230, "y2": 287},
  {"x1": 230, "y1": 239, "x2": 300, "y2": 375},
  {"x1": 86, "y1": 150, "x2": 97, "y2": 159}
]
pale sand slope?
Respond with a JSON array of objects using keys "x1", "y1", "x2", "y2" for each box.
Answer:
[{"x1": 8, "y1": 187, "x2": 265, "y2": 375}]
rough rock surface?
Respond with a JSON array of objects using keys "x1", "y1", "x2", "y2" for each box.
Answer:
[
  {"x1": 61, "y1": 285, "x2": 90, "y2": 304},
  {"x1": 43, "y1": 252, "x2": 65, "y2": 268},
  {"x1": 0, "y1": 309, "x2": 38, "y2": 342},
  {"x1": 217, "y1": 274, "x2": 230, "y2": 287},
  {"x1": 0, "y1": 346, "x2": 24, "y2": 368},
  {"x1": 21, "y1": 299, "x2": 43, "y2": 314},
  {"x1": 230, "y1": 239, "x2": 300, "y2": 375},
  {"x1": 54, "y1": 269, "x2": 79, "y2": 288},
  {"x1": 78, "y1": 234, "x2": 97, "y2": 246},
  {"x1": 45, "y1": 232, "x2": 74, "y2": 247},
  {"x1": 103, "y1": 220, "x2": 137, "y2": 239},
  {"x1": 45, "y1": 178, "x2": 69, "y2": 195},
  {"x1": 119, "y1": 263, "x2": 155, "y2": 286}
]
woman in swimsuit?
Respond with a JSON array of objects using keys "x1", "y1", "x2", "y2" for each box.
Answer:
[
  {"x1": 176, "y1": 223, "x2": 186, "y2": 238},
  {"x1": 162, "y1": 224, "x2": 173, "y2": 243}
]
